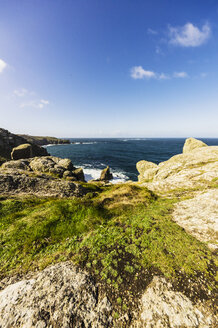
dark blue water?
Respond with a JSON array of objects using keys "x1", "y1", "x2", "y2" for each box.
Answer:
[{"x1": 45, "y1": 138, "x2": 218, "y2": 182}]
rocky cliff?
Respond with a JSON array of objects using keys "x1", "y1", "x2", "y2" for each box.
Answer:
[
  {"x1": 18, "y1": 134, "x2": 70, "y2": 145},
  {"x1": 0, "y1": 128, "x2": 48, "y2": 160}
]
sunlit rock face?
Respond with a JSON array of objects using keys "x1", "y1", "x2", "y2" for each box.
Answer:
[{"x1": 137, "y1": 138, "x2": 218, "y2": 192}]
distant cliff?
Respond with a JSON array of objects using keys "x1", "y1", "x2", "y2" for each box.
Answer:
[
  {"x1": 0, "y1": 128, "x2": 48, "y2": 160},
  {"x1": 18, "y1": 134, "x2": 70, "y2": 146}
]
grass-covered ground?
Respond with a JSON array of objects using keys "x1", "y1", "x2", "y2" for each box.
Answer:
[{"x1": 0, "y1": 183, "x2": 217, "y2": 312}]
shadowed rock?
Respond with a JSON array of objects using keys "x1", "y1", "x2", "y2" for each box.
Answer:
[
  {"x1": 11, "y1": 143, "x2": 32, "y2": 160},
  {"x1": 100, "y1": 166, "x2": 113, "y2": 181}
]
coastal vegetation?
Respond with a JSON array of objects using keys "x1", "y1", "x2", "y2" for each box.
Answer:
[{"x1": 0, "y1": 183, "x2": 216, "y2": 313}]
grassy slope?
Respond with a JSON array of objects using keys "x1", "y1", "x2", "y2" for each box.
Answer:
[{"x1": 0, "y1": 184, "x2": 217, "y2": 314}]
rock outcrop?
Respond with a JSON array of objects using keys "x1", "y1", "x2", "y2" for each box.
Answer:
[
  {"x1": 0, "y1": 156, "x2": 86, "y2": 197},
  {"x1": 0, "y1": 128, "x2": 48, "y2": 160},
  {"x1": 100, "y1": 166, "x2": 113, "y2": 181},
  {"x1": 137, "y1": 138, "x2": 218, "y2": 192},
  {"x1": 11, "y1": 143, "x2": 33, "y2": 160},
  {"x1": 0, "y1": 262, "x2": 112, "y2": 328},
  {"x1": 183, "y1": 137, "x2": 207, "y2": 153}
]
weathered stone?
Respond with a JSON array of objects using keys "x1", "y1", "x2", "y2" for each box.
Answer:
[
  {"x1": 136, "y1": 160, "x2": 158, "y2": 183},
  {"x1": 58, "y1": 158, "x2": 74, "y2": 171},
  {"x1": 29, "y1": 156, "x2": 55, "y2": 173},
  {"x1": 63, "y1": 170, "x2": 73, "y2": 178},
  {"x1": 11, "y1": 144, "x2": 32, "y2": 160},
  {"x1": 183, "y1": 137, "x2": 207, "y2": 153},
  {"x1": 0, "y1": 262, "x2": 112, "y2": 328},
  {"x1": 100, "y1": 166, "x2": 113, "y2": 181},
  {"x1": 72, "y1": 168, "x2": 85, "y2": 182},
  {"x1": 0, "y1": 171, "x2": 87, "y2": 198},
  {"x1": 0, "y1": 265, "x2": 215, "y2": 328},
  {"x1": 137, "y1": 139, "x2": 218, "y2": 192},
  {"x1": 134, "y1": 276, "x2": 215, "y2": 328},
  {"x1": 172, "y1": 189, "x2": 218, "y2": 250},
  {"x1": 1, "y1": 159, "x2": 30, "y2": 171}
]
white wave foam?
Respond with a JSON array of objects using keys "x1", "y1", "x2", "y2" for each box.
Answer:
[
  {"x1": 121, "y1": 138, "x2": 149, "y2": 141},
  {"x1": 81, "y1": 165, "x2": 129, "y2": 183},
  {"x1": 42, "y1": 144, "x2": 56, "y2": 147},
  {"x1": 71, "y1": 142, "x2": 98, "y2": 145}
]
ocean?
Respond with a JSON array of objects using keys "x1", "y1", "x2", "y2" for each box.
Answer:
[{"x1": 44, "y1": 138, "x2": 218, "y2": 183}]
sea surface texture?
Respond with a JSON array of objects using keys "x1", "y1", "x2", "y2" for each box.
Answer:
[{"x1": 45, "y1": 138, "x2": 218, "y2": 182}]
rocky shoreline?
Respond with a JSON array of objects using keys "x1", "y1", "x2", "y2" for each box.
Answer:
[{"x1": 0, "y1": 132, "x2": 217, "y2": 328}]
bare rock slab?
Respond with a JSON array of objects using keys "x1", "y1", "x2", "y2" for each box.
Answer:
[
  {"x1": 0, "y1": 262, "x2": 112, "y2": 328},
  {"x1": 132, "y1": 276, "x2": 215, "y2": 328},
  {"x1": 172, "y1": 189, "x2": 218, "y2": 250}
]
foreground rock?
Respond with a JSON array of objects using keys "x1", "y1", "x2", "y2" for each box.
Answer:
[
  {"x1": 137, "y1": 138, "x2": 218, "y2": 193},
  {"x1": 0, "y1": 263, "x2": 215, "y2": 328},
  {"x1": 0, "y1": 156, "x2": 86, "y2": 197},
  {"x1": 0, "y1": 262, "x2": 112, "y2": 328},
  {"x1": 134, "y1": 276, "x2": 215, "y2": 328},
  {"x1": 0, "y1": 128, "x2": 48, "y2": 160}
]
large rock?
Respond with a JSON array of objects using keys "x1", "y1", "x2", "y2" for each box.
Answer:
[
  {"x1": 0, "y1": 156, "x2": 86, "y2": 196},
  {"x1": 11, "y1": 143, "x2": 32, "y2": 160},
  {"x1": 29, "y1": 157, "x2": 80, "y2": 179},
  {"x1": 137, "y1": 138, "x2": 218, "y2": 192},
  {"x1": 0, "y1": 262, "x2": 112, "y2": 328},
  {"x1": 100, "y1": 166, "x2": 113, "y2": 181},
  {"x1": 0, "y1": 171, "x2": 87, "y2": 198},
  {"x1": 183, "y1": 137, "x2": 207, "y2": 153}
]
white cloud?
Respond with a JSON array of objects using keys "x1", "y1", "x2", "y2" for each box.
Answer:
[
  {"x1": 40, "y1": 99, "x2": 49, "y2": 105},
  {"x1": 173, "y1": 72, "x2": 188, "y2": 78},
  {"x1": 169, "y1": 22, "x2": 211, "y2": 47},
  {"x1": 0, "y1": 58, "x2": 7, "y2": 73},
  {"x1": 159, "y1": 73, "x2": 170, "y2": 80},
  {"x1": 20, "y1": 99, "x2": 50, "y2": 109},
  {"x1": 147, "y1": 28, "x2": 158, "y2": 35},
  {"x1": 131, "y1": 66, "x2": 156, "y2": 79},
  {"x1": 130, "y1": 66, "x2": 188, "y2": 80},
  {"x1": 14, "y1": 88, "x2": 28, "y2": 97}
]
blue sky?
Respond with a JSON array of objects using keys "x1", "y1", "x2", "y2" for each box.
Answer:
[{"x1": 0, "y1": 0, "x2": 218, "y2": 137}]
